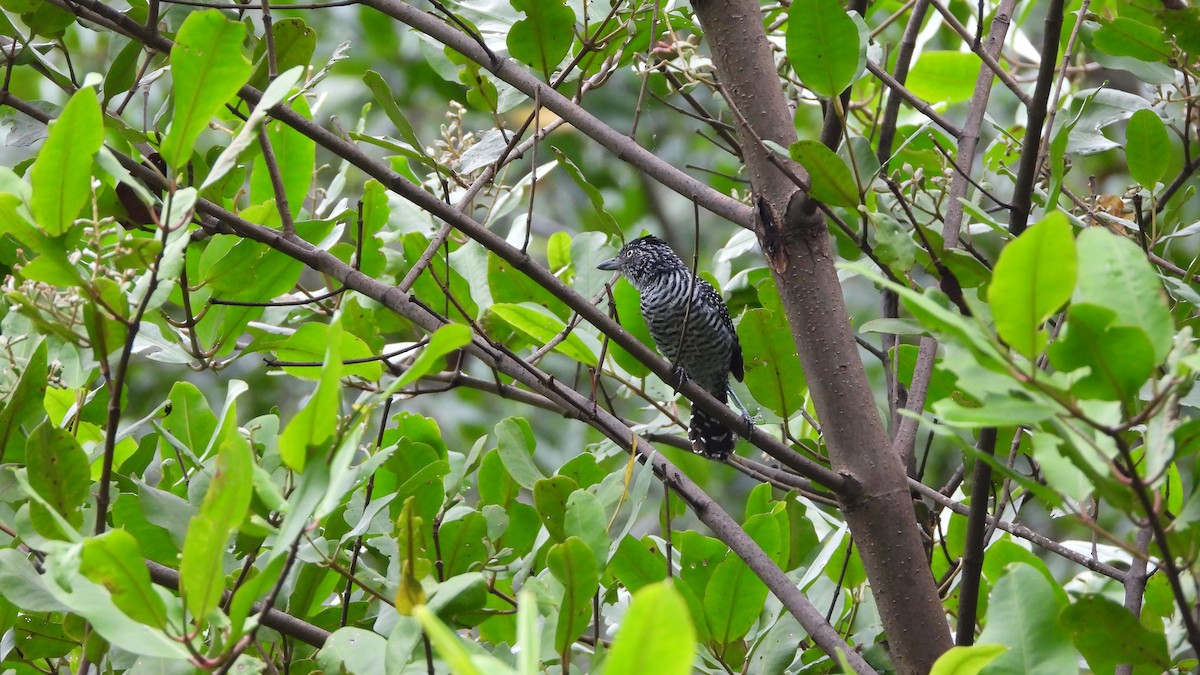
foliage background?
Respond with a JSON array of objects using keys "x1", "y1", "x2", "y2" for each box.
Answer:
[{"x1": 1, "y1": 0, "x2": 1199, "y2": 673}]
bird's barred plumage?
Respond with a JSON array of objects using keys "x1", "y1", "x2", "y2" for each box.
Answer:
[{"x1": 598, "y1": 235, "x2": 744, "y2": 459}]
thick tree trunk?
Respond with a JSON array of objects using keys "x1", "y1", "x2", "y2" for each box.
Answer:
[{"x1": 689, "y1": 1, "x2": 953, "y2": 672}]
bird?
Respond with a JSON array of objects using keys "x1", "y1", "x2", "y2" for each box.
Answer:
[{"x1": 597, "y1": 235, "x2": 744, "y2": 459}]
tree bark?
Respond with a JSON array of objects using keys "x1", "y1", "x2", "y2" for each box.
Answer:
[{"x1": 688, "y1": 1, "x2": 953, "y2": 672}]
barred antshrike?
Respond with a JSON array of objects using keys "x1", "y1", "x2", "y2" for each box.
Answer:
[{"x1": 598, "y1": 235, "x2": 744, "y2": 459}]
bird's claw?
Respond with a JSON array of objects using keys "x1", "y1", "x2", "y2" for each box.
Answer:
[
  {"x1": 740, "y1": 412, "x2": 756, "y2": 439},
  {"x1": 671, "y1": 365, "x2": 691, "y2": 393}
]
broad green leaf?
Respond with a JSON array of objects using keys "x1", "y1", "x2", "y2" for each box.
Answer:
[
  {"x1": 247, "y1": 18, "x2": 316, "y2": 90},
  {"x1": 606, "y1": 581, "x2": 696, "y2": 675},
  {"x1": 494, "y1": 417, "x2": 545, "y2": 489},
  {"x1": 414, "y1": 605, "x2": 518, "y2": 675},
  {"x1": 102, "y1": 39, "x2": 142, "y2": 105},
  {"x1": 161, "y1": 10, "x2": 253, "y2": 170},
  {"x1": 426, "y1": 572, "x2": 489, "y2": 621},
  {"x1": 250, "y1": 96, "x2": 316, "y2": 210},
  {"x1": 163, "y1": 381, "x2": 218, "y2": 459},
  {"x1": 789, "y1": 140, "x2": 860, "y2": 207},
  {"x1": 490, "y1": 302, "x2": 597, "y2": 364},
  {"x1": 34, "y1": 543, "x2": 189, "y2": 659},
  {"x1": 738, "y1": 308, "x2": 806, "y2": 418},
  {"x1": 1073, "y1": 227, "x2": 1172, "y2": 364},
  {"x1": 988, "y1": 212, "x2": 1076, "y2": 359},
  {"x1": 977, "y1": 564, "x2": 1075, "y2": 674},
  {"x1": 551, "y1": 148, "x2": 621, "y2": 237},
  {"x1": 906, "y1": 51, "x2": 981, "y2": 104},
  {"x1": 270, "y1": 321, "x2": 383, "y2": 381},
  {"x1": 785, "y1": 0, "x2": 865, "y2": 97},
  {"x1": 202, "y1": 66, "x2": 304, "y2": 192},
  {"x1": 179, "y1": 400, "x2": 253, "y2": 621},
  {"x1": 1048, "y1": 304, "x2": 1155, "y2": 403},
  {"x1": 1093, "y1": 17, "x2": 1171, "y2": 63},
  {"x1": 533, "y1": 475, "x2": 577, "y2": 542},
  {"x1": 564, "y1": 490, "x2": 608, "y2": 570},
  {"x1": 80, "y1": 529, "x2": 167, "y2": 629},
  {"x1": 364, "y1": 70, "x2": 424, "y2": 153},
  {"x1": 316, "y1": 627, "x2": 387, "y2": 675},
  {"x1": 608, "y1": 535, "x2": 668, "y2": 593},
  {"x1": 0, "y1": 339, "x2": 47, "y2": 462},
  {"x1": 930, "y1": 645, "x2": 1007, "y2": 675},
  {"x1": 279, "y1": 320, "x2": 342, "y2": 472},
  {"x1": 547, "y1": 536, "x2": 599, "y2": 654},
  {"x1": 438, "y1": 512, "x2": 488, "y2": 577},
  {"x1": 933, "y1": 396, "x2": 1056, "y2": 428},
  {"x1": 872, "y1": 212, "x2": 917, "y2": 274},
  {"x1": 507, "y1": 0, "x2": 575, "y2": 78},
  {"x1": 1125, "y1": 109, "x2": 1170, "y2": 188},
  {"x1": 1061, "y1": 594, "x2": 1170, "y2": 673},
  {"x1": 25, "y1": 422, "x2": 90, "y2": 536},
  {"x1": 0, "y1": 194, "x2": 83, "y2": 287},
  {"x1": 30, "y1": 86, "x2": 103, "y2": 235},
  {"x1": 387, "y1": 323, "x2": 474, "y2": 393},
  {"x1": 703, "y1": 551, "x2": 769, "y2": 643},
  {"x1": 489, "y1": 254, "x2": 568, "y2": 319}
]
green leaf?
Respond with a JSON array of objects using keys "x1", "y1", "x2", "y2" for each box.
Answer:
[
  {"x1": 180, "y1": 399, "x2": 253, "y2": 621},
  {"x1": 80, "y1": 529, "x2": 168, "y2": 629},
  {"x1": 507, "y1": 0, "x2": 575, "y2": 78},
  {"x1": 551, "y1": 148, "x2": 622, "y2": 238},
  {"x1": 364, "y1": 70, "x2": 424, "y2": 153},
  {"x1": 785, "y1": 0, "x2": 865, "y2": 97},
  {"x1": 606, "y1": 581, "x2": 696, "y2": 675},
  {"x1": 533, "y1": 475, "x2": 577, "y2": 542},
  {"x1": 1073, "y1": 227, "x2": 1172, "y2": 364},
  {"x1": 490, "y1": 302, "x2": 597, "y2": 364},
  {"x1": 703, "y1": 551, "x2": 769, "y2": 643},
  {"x1": 1061, "y1": 594, "x2": 1170, "y2": 673},
  {"x1": 30, "y1": 86, "x2": 103, "y2": 235},
  {"x1": 547, "y1": 536, "x2": 599, "y2": 654},
  {"x1": 414, "y1": 605, "x2": 518, "y2": 675},
  {"x1": 317, "y1": 627, "x2": 388, "y2": 675},
  {"x1": 202, "y1": 66, "x2": 304, "y2": 193},
  {"x1": 270, "y1": 321, "x2": 383, "y2": 381},
  {"x1": 789, "y1": 140, "x2": 860, "y2": 207},
  {"x1": 494, "y1": 417, "x2": 545, "y2": 490},
  {"x1": 976, "y1": 564, "x2": 1075, "y2": 674},
  {"x1": 247, "y1": 18, "x2": 316, "y2": 91},
  {"x1": 1048, "y1": 304, "x2": 1155, "y2": 403},
  {"x1": 0, "y1": 339, "x2": 47, "y2": 462},
  {"x1": 738, "y1": 308, "x2": 806, "y2": 419},
  {"x1": 279, "y1": 320, "x2": 343, "y2": 472},
  {"x1": 608, "y1": 535, "x2": 668, "y2": 593},
  {"x1": 163, "y1": 381, "x2": 218, "y2": 458},
  {"x1": 930, "y1": 645, "x2": 1007, "y2": 675},
  {"x1": 988, "y1": 212, "x2": 1076, "y2": 359},
  {"x1": 1125, "y1": 109, "x2": 1170, "y2": 188},
  {"x1": 1093, "y1": 17, "x2": 1172, "y2": 63},
  {"x1": 250, "y1": 97, "x2": 316, "y2": 210},
  {"x1": 161, "y1": 10, "x2": 253, "y2": 170},
  {"x1": 438, "y1": 513, "x2": 488, "y2": 577},
  {"x1": 906, "y1": 51, "x2": 982, "y2": 104},
  {"x1": 565, "y1": 490, "x2": 609, "y2": 570},
  {"x1": 387, "y1": 323, "x2": 474, "y2": 393},
  {"x1": 25, "y1": 422, "x2": 90, "y2": 536}
]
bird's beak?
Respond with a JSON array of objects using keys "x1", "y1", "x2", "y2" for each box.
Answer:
[{"x1": 596, "y1": 257, "x2": 620, "y2": 271}]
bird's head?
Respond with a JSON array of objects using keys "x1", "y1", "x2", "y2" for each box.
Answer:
[{"x1": 596, "y1": 235, "x2": 686, "y2": 288}]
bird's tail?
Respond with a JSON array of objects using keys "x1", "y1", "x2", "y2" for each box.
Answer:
[{"x1": 689, "y1": 405, "x2": 736, "y2": 459}]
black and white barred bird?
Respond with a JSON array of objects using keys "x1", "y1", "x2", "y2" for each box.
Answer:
[{"x1": 598, "y1": 235, "x2": 744, "y2": 459}]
